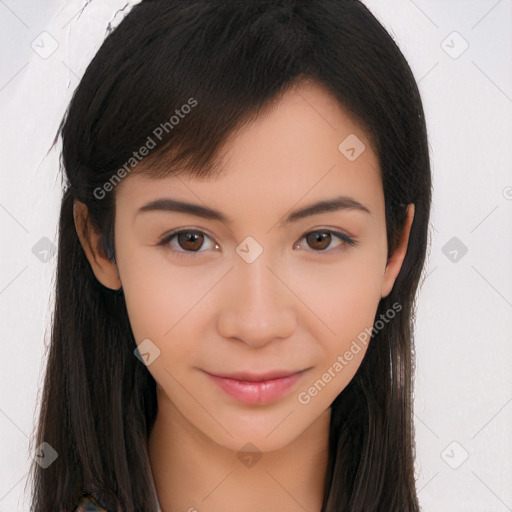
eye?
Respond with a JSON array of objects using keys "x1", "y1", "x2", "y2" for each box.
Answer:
[
  {"x1": 157, "y1": 228, "x2": 358, "y2": 259},
  {"x1": 294, "y1": 229, "x2": 358, "y2": 254},
  {"x1": 157, "y1": 229, "x2": 219, "y2": 258}
]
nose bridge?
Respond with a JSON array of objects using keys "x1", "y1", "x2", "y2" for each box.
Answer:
[
  {"x1": 235, "y1": 232, "x2": 282, "y2": 303},
  {"x1": 240, "y1": 247, "x2": 278, "y2": 303},
  {"x1": 217, "y1": 244, "x2": 296, "y2": 346}
]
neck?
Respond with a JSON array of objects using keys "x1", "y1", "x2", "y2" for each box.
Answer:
[{"x1": 148, "y1": 388, "x2": 331, "y2": 512}]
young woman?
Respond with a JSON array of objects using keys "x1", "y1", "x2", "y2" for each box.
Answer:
[{"x1": 30, "y1": 1, "x2": 432, "y2": 511}]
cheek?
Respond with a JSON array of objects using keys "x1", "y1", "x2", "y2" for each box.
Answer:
[
  {"x1": 317, "y1": 277, "x2": 380, "y2": 382},
  {"x1": 116, "y1": 241, "x2": 211, "y2": 347},
  {"x1": 120, "y1": 263, "x2": 208, "y2": 392},
  {"x1": 294, "y1": 277, "x2": 380, "y2": 408},
  {"x1": 291, "y1": 249, "x2": 384, "y2": 396},
  {"x1": 292, "y1": 248, "x2": 385, "y2": 336}
]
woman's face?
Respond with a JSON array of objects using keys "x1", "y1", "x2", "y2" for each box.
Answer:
[{"x1": 90, "y1": 81, "x2": 412, "y2": 452}]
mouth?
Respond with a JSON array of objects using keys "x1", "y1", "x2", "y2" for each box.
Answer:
[{"x1": 203, "y1": 368, "x2": 310, "y2": 405}]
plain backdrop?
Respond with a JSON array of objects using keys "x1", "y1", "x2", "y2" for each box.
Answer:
[{"x1": 1, "y1": 1, "x2": 511, "y2": 511}]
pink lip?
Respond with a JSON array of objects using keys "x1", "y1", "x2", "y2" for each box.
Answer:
[{"x1": 205, "y1": 370, "x2": 307, "y2": 405}]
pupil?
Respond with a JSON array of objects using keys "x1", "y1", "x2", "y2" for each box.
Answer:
[
  {"x1": 309, "y1": 231, "x2": 330, "y2": 250},
  {"x1": 180, "y1": 232, "x2": 202, "y2": 251}
]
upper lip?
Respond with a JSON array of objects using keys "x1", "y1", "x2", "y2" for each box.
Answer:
[{"x1": 205, "y1": 369, "x2": 307, "y2": 382}]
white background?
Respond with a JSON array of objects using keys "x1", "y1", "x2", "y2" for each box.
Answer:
[{"x1": 1, "y1": 1, "x2": 511, "y2": 510}]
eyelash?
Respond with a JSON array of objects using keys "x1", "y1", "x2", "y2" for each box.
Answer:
[{"x1": 156, "y1": 228, "x2": 358, "y2": 259}]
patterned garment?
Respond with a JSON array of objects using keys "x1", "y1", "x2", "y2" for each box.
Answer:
[{"x1": 75, "y1": 495, "x2": 109, "y2": 511}]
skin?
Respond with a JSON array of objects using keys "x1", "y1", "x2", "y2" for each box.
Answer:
[{"x1": 74, "y1": 80, "x2": 414, "y2": 512}]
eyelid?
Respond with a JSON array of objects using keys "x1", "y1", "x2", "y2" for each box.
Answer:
[
  {"x1": 156, "y1": 227, "x2": 218, "y2": 257},
  {"x1": 156, "y1": 226, "x2": 358, "y2": 257},
  {"x1": 294, "y1": 228, "x2": 358, "y2": 254}
]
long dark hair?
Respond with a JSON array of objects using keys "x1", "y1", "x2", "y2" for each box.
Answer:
[{"x1": 29, "y1": 1, "x2": 432, "y2": 510}]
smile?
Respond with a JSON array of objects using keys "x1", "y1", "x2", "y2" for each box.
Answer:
[{"x1": 204, "y1": 369, "x2": 309, "y2": 405}]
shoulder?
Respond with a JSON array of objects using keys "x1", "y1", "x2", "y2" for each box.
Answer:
[{"x1": 74, "y1": 495, "x2": 109, "y2": 512}]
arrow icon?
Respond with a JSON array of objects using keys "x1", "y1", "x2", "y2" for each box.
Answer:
[
  {"x1": 441, "y1": 440, "x2": 468, "y2": 469},
  {"x1": 32, "y1": 237, "x2": 56, "y2": 262},
  {"x1": 236, "y1": 236, "x2": 263, "y2": 263},
  {"x1": 237, "y1": 442, "x2": 262, "y2": 467},
  {"x1": 134, "y1": 339, "x2": 161, "y2": 366},
  {"x1": 33, "y1": 442, "x2": 58, "y2": 468},
  {"x1": 440, "y1": 31, "x2": 468, "y2": 59},
  {"x1": 338, "y1": 134, "x2": 365, "y2": 161},
  {"x1": 442, "y1": 236, "x2": 467, "y2": 263}
]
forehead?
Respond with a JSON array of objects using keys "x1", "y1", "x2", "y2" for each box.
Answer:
[{"x1": 116, "y1": 81, "x2": 383, "y2": 222}]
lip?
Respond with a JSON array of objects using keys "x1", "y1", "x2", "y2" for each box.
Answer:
[
  {"x1": 205, "y1": 369, "x2": 308, "y2": 405},
  {"x1": 209, "y1": 369, "x2": 306, "y2": 382}
]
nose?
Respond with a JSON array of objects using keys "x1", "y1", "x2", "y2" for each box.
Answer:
[{"x1": 216, "y1": 251, "x2": 297, "y2": 349}]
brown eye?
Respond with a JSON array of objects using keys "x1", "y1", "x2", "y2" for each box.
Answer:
[
  {"x1": 158, "y1": 229, "x2": 218, "y2": 258},
  {"x1": 306, "y1": 231, "x2": 332, "y2": 250},
  {"x1": 294, "y1": 229, "x2": 357, "y2": 254},
  {"x1": 176, "y1": 231, "x2": 204, "y2": 252}
]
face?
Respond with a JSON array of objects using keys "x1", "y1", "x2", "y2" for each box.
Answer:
[{"x1": 78, "y1": 80, "x2": 412, "y2": 453}]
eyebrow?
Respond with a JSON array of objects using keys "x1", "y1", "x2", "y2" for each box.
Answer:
[{"x1": 136, "y1": 195, "x2": 371, "y2": 226}]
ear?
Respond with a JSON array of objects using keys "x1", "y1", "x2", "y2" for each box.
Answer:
[
  {"x1": 381, "y1": 203, "x2": 415, "y2": 298},
  {"x1": 73, "y1": 201, "x2": 122, "y2": 291}
]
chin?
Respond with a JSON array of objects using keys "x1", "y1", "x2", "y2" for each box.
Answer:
[{"x1": 198, "y1": 409, "x2": 325, "y2": 454}]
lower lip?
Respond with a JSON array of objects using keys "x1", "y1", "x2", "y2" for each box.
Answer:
[{"x1": 207, "y1": 371, "x2": 305, "y2": 405}]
